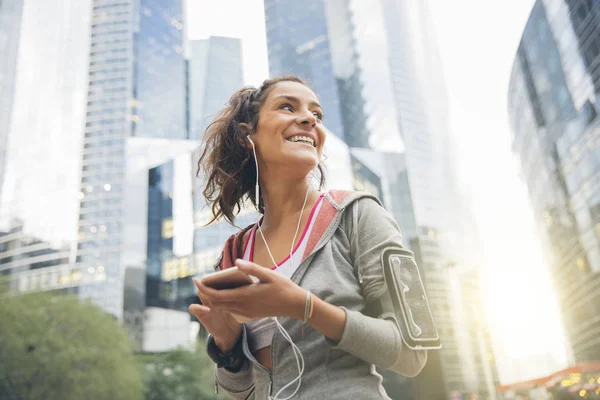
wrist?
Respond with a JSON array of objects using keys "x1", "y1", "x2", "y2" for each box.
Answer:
[
  {"x1": 288, "y1": 287, "x2": 306, "y2": 321},
  {"x1": 207, "y1": 334, "x2": 245, "y2": 370},
  {"x1": 214, "y1": 331, "x2": 241, "y2": 352}
]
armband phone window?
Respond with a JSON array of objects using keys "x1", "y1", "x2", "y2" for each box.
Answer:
[{"x1": 381, "y1": 247, "x2": 441, "y2": 350}]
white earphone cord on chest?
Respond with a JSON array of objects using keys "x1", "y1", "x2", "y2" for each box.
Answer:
[{"x1": 247, "y1": 135, "x2": 309, "y2": 400}]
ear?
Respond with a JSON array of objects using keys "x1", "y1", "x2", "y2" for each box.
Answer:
[{"x1": 238, "y1": 123, "x2": 254, "y2": 149}]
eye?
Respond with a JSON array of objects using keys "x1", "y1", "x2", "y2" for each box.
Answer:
[
  {"x1": 278, "y1": 103, "x2": 294, "y2": 112},
  {"x1": 313, "y1": 111, "x2": 323, "y2": 121}
]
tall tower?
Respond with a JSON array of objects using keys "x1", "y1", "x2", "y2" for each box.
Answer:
[
  {"x1": 0, "y1": 0, "x2": 24, "y2": 201},
  {"x1": 77, "y1": 0, "x2": 187, "y2": 318},
  {"x1": 0, "y1": 0, "x2": 92, "y2": 297},
  {"x1": 188, "y1": 36, "x2": 244, "y2": 139},
  {"x1": 264, "y1": 0, "x2": 346, "y2": 141},
  {"x1": 508, "y1": 0, "x2": 600, "y2": 363}
]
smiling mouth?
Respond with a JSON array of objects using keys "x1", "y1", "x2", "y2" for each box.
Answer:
[{"x1": 286, "y1": 135, "x2": 315, "y2": 147}]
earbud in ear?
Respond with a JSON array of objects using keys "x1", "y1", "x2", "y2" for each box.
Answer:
[{"x1": 246, "y1": 135, "x2": 254, "y2": 147}]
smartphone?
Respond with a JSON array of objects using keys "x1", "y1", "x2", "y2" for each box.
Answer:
[{"x1": 200, "y1": 267, "x2": 259, "y2": 290}]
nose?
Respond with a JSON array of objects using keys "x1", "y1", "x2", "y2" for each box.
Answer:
[{"x1": 296, "y1": 110, "x2": 317, "y2": 126}]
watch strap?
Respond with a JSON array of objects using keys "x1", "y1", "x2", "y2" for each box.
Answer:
[{"x1": 206, "y1": 334, "x2": 244, "y2": 369}]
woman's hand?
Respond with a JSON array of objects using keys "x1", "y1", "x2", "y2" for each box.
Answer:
[
  {"x1": 188, "y1": 278, "x2": 242, "y2": 352},
  {"x1": 196, "y1": 259, "x2": 307, "y2": 322}
]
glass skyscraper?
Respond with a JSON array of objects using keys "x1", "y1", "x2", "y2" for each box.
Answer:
[
  {"x1": 77, "y1": 0, "x2": 187, "y2": 318},
  {"x1": 188, "y1": 36, "x2": 244, "y2": 139},
  {"x1": 0, "y1": 0, "x2": 92, "y2": 294},
  {"x1": 509, "y1": 0, "x2": 600, "y2": 363},
  {"x1": 1, "y1": 0, "x2": 189, "y2": 320},
  {"x1": 0, "y1": 0, "x2": 24, "y2": 202},
  {"x1": 133, "y1": 1, "x2": 186, "y2": 140},
  {"x1": 264, "y1": 0, "x2": 346, "y2": 142}
]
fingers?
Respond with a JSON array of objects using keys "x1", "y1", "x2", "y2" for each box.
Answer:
[
  {"x1": 235, "y1": 259, "x2": 273, "y2": 282},
  {"x1": 192, "y1": 277, "x2": 205, "y2": 292},
  {"x1": 188, "y1": 304, "x2": 211, "y2": 321},
  {"x1": 190, "y1": 301, "x2": 251, "y2": 331},
  {"x1": 192, "y1": 277, "x2": 213, "y2": 305},
  {"x1": 189, "y1": 303, "x2": 210, "y2": 313},
  {"x1": 191, "y1": 277, "x2": 248, "y2": 311}
]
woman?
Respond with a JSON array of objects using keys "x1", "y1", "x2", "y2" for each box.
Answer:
[{"x1": 189, "y1": 75, "x2": 427, "y2": 399}]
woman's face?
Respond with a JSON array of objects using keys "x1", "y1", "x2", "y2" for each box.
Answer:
[{"x1": 250, "y1": 81, "x2": 326, "y2": 179}]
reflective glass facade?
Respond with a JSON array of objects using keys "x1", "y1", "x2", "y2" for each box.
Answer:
[
  {"x1": 0, "y1": 0, "x2": 92, "y2": 292},
  {"x1": 78, "y1": 0, "x2": 186, "y2": 318},
  {"x1": 509, "y1": 0, "x2": 600, "y2": 362},
  {"x1": 146, "y1": 160, "x2": 196, "y2": 311},
  {"x1": 140, "y1": 147, "x2": 259, "y2": 315},
  {"x1": 189, "y1": 36, "x2": 244, "y2": 139},
  {"x1": 0, "y1": 0, "x2": 23, "y2": 201},
  {"x1": 133, "y1": 0, "x2": 186, "y2": 139},
  {"x1": 353, "y1": 0, "x2": 456, "y2": 235},
  {"x1": 323, "y1": 0, "x2": 369, "y2": 148},
  {"x1": 349, "y1": 148, "x2": 418, "y2": 244},
  {"x1": 264, "y1": 0, "x2": 345, "y2": 141},
  {"x1": 121, "y1": 137, "x2": 197, "y2": 348}
]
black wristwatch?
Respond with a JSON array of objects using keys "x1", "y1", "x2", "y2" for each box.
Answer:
[{"x1": 206, "y1": 334, "x2": 244, "y2": 370}]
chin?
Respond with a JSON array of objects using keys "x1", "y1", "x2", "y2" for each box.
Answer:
[{"x1": 284, "y1": 154, "x2": 319, "y2": 176}]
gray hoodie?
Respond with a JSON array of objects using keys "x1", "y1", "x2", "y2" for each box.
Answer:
[{"x1": 212, "y1": 190, "x2": 427, "y2": 399}]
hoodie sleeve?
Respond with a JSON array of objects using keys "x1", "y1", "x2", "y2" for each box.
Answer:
[
  {"x1": 212, "y1": 324, "x2": 255, "y2": 398},
  {"x1": 214, "y1": 361, "x2": 255, "y2": 399},
  {"x1": 329, "y1": 197, "x2": 428, "y2": 377},
  {"x1": 211, "y1": 232, "x2": 256, "y2": 397}
]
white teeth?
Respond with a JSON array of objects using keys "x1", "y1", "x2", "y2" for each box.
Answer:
[{"x1": 287, "y1": 136, "x2": 315, "y2": 146}]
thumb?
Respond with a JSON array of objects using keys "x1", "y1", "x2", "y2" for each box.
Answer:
[
  {"x1": 235, "y1": 259, "x2": 272, "y2": 282},
  {"x1": 188, "y1": 304, "x2": 210, "y2": 320}
]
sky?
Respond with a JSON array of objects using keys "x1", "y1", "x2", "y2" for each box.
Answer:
[{"x1": 186, "y1": 0, "x2": 570, "y2": 384}]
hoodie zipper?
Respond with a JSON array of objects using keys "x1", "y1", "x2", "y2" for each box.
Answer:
[
  {"x1": 243, "y1": 343, "x2": 273, "y2": 397},
  {"x1": 269, "y1": 322, "x2": 278, "y2": 397}
]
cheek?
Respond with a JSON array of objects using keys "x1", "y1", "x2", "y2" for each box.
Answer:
[{"x1": 317, "y1": 127, "x2": 327, "y2": 152}]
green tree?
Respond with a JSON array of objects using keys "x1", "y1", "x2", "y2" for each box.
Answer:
[
  {"x1": 0, "y1": 291, "x2": 144, "y2": 400},
  {"x1": 138, "y1": 345, "x2": 230, "y2": 400}
]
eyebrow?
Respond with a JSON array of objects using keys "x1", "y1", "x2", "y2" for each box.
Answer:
[{"x1": 273, "y1": 95, "x2": 323, "y2": 110}]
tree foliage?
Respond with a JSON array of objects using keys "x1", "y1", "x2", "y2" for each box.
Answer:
[
  {"x1": 0, "y1": 291, "x2": 144, "y2": 400},
  {"x1": 138, "y1": 345, "x2": 230, "y2": 400}
]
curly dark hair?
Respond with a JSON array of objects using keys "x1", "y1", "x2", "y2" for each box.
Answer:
[{"x1": 197, "y1": 75, "x2": 326, "y2": 225}]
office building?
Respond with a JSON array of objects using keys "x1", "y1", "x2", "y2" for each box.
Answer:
[
  {"x1": 264, "y1": 0, "x2": 346, "y2": 141},
  {"x1": 1, "y1": 0, "x2": 190, "y2": 322},
  {"x1": 188, "y1": 36, "x2": 244, "y2": 139},
  {"x1": 77, "y1": 0, "x2": 187, "y2": 318},
  {"x1": 508, "y1": 0, "x2": 600, "y2": 362},
  {"x1": 0, "y1": 0, "x2": 92, "y2": 294},
  {"x1": 0, "y1": 0, "x2": 24, "y2": 201}
]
